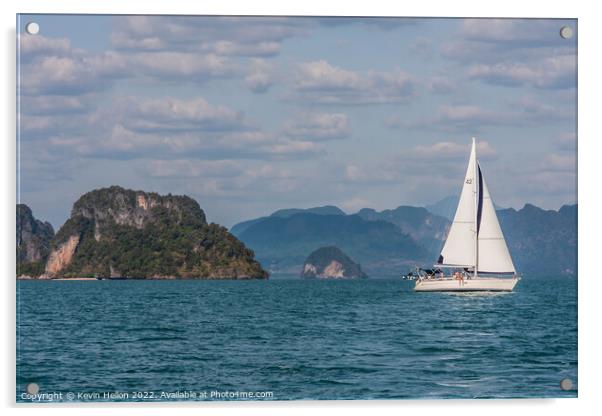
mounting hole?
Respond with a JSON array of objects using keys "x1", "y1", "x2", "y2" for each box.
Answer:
[
  {"x1": 559, "y1": 26, "x2": 573, "y2": 39},
  {"x1": 26, "y1": 382, "x2": 39, "y2": 394},
  {"x1": 25, "y1": 22, "x2": 40, "y2": 35},
  {"x1": 560, "y1": 378, "x2": 573, "y2": 391}
]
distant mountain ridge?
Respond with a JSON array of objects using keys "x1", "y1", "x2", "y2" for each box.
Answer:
[
  {"x1": 230, "y1": 205, "x2": 345, "y2": 236},
  {"x1": 232, "y1": 201, "x2": 577, "y2": 278},
  {"x1": 236, "y1": 212, "x2": 428, "y2": 277},
  {"x1": 425, "y1": 195, "x2": 504, "y2": 220},
  {"x1": 356, "y1": 206, "x2": 448, "y2": 257},
  {"x1": 498, "y1": 203, "x2": 577, "y2": 277},
  {"x1": 20, "y1": 194, "x2": 577, "y2": 279},
  {"x1": 424, "y1": 196, "x2": 459, "y2": 220}
]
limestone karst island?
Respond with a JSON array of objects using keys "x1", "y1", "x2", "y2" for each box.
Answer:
[
  {"x1": 301, "y1": 246, "x2": 368, "y2": 279},
  {"x1": 17, "y1": 186, "x2": 268, "y2": 280}
]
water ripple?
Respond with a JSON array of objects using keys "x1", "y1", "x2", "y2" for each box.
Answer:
[{"x1": 16, "y1": 278, "x2": 577, "y2": 401}]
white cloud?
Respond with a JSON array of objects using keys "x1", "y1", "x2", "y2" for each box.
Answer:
[
  {"x1": 468, "y1": 55, "x2": 575, "y2": 89},
  {"x1": 131, "y1": 52, "x2": 236, "y2": 80},
  {"x1": 19, "y1": 34, "x2": 72, "y2": 60},
  {"x1": 122, "y1": 97, "x2": 248, "y2": 133},
  {"x1": 110, "y1": 16, "x2": 308, "y2": 57},
  {"x1": 442, "y1": 19, "x2": 575, "y2": 62},
  {"x1": 284, "y1": 113, "x2": 350, "y2": 141},
  {"x1": 290, "y1": 60, "x2": 415, "y2": 104},
  {"x1": 19, "y1": 34, "x2": 238, "y2": 101},
  {"x1": 244, "y1": 59, "x2": 274, "y2": 93},
  {"x1": 441, "y1": 19, "x2": 576, "y2": 92},
  {"x1": 21, "y1": 55, "x2": 108, "y2": 95},
  {"x1": 28, "y1": 95, "x2": 320, "y2": 162}
]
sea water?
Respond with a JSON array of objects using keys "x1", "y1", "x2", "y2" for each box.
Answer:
[{"x1": 16, "y1": 277, "x2": 577, "y2": 401}]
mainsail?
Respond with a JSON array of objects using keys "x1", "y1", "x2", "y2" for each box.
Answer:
[
  {"x1": 438, "y1": 140, "x2": 477, "y2": 268},
  {"x1": 437, "y1": 138, "x2": 515, "y2": 275}
]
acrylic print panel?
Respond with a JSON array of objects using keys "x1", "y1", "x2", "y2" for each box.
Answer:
[{"x1": 16, "y1": 15, "x2": 577, "y2": 402}]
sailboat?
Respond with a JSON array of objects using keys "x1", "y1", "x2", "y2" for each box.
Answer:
[{"x1": 414, "y1": 138, "x2": 520, "y2": 292}]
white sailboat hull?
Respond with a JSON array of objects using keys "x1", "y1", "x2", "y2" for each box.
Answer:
[{"x1": 414, "y1": 277, "x2": 519, "y2": 292}]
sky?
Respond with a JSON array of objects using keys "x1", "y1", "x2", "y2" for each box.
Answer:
[{"x1": 16, "y1": 15, "x2": 577, "y2": 229}]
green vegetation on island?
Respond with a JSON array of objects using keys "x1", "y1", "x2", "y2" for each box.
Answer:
[{"x1": 19, "y1": 186, "x2": 268, "y2": 279}]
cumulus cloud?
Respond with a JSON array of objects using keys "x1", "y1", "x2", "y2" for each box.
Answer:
[
  {"x1": 130, "y1": 52, "x2": 235, "y2": 80},
  {"x1": 110, "y1": 16, "x2": 308, "y2": 57},
  {"x1": 21, "y1": 54, "x2": 111, "y2": 95},
  {"x1": 19, "y1": 34, "x2": 237, "y2": 100},
  {"x1": 244, "y1": 59, "x2": 274, "y2": 93},
  {"x1": 284, "y1": 113, "x2": 350, "y2": 141},
  {"x1": 468, "y1": 55, "x2": 575, "y2": 89},
  {"x1": 290, "y1": 60, "x2": 416, "y2": 104},
  {"x1": 443, "y1": 19, "x2": 575, "y2": 62},
  {"x1": 120, "y1": 97, "x2": 249, "y2": 133},
  {"x1": 22, "y1": 94, "x2": 319, "y2": 162},
  {"x1": 19, "y1": 34, "x2": 72, "y2": 60},
  {"x1": 441, "y1": 19, "x2": 576, "y2": 91}
]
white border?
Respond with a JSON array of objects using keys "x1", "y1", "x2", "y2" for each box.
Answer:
[{"x1": 2, "y1": 1, "x2": 600, "y2": 415}]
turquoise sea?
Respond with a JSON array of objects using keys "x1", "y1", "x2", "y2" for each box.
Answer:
[{"x1": 16, "y1": 277, "x2": 577, "y2": 402}]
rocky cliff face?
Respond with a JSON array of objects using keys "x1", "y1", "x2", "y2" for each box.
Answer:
[
  {"x1": 42, "y1": 186, "x2": 267, "y2": 279},
  {"x1": 17, "y1": 204, "x2": 55, "y2": 277},
  {"x1": 301, "y1": 246, "x2": 367, "y2": 279},
  {"x1": 45, "y1": 235, "x2": 80, "y2": 275}
]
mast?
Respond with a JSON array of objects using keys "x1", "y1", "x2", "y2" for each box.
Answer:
[{"x1": 473, "y1": 137, "x2": 478, "y2": 278}]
